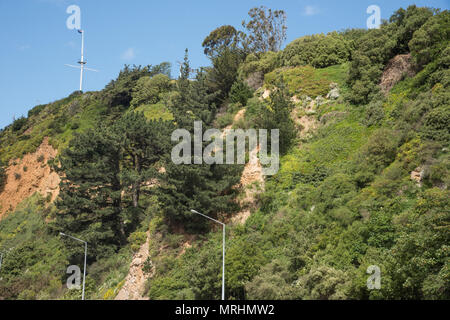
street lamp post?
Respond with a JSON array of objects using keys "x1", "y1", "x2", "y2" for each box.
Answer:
[
  {"x1": 190, "y1": 209, "x2": 226, "y2": 301},
  {"x1": 60, "y1": 232, "x2": 87, "y2": 300}
]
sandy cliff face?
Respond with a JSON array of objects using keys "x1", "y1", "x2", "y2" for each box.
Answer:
[{"x1": 0, "y1": 137, "x2": 59, "y2": 219}]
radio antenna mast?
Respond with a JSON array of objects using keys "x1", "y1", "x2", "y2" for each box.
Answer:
[{"x1": 65, "y1": 29, "x2": 98, "y2": 92}]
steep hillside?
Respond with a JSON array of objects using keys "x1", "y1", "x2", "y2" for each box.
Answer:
[{"x1": 0, "y1": 5, "x2": 448, "y2": 301}]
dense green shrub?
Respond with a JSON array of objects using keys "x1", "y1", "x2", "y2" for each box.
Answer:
[
  {"x1": 11, "y1": 117, "x2": 28, "y2": 132},
  {"x1": 131, "y1": 74, "x2": 172, "y2": 108},
  {"x1": 128, "y1": 231, "x2": 147, "y2": 252},
  {"x1": 363, "y1": 98, "x2": 385, "y2": 126},
  {"x1": 27, "y1": 104, "x2": 47, "y2": 118},
  {"x1": 0, "y1": 195, "x2": 68, "y2": 300},
  {"x1": 208, "y1": 48, "x2": 246, "y2": 99},
  {"x1": 103, "y1": 64, "x2": 170, "y2": 110},
  {"x1": 229, "y1": 80, "x2": 253, "y2": 105},
  {"x1": 420, "y1": 106, "x2": 450, "y2": 143},
  {"x1": 0, "y1": 4, "x2": 448, "y2": 302},
  {"x1": 353, "y1": 129, "x2": 400, "y2": 187},
  {"x1": 245, "y1": 259, "x2": 297, "y2": 299},
  {"x1": 279, "y1": 32, "x2": 350, "y2": 68},
  {"x1": 238, "y1": 51, "x2": 280, "y2": 80},
  {"x1": 346, "y1": 6, "x2": 435, "y2": 104},
  {"x1": 252, "y1": 88, "x2": 296, "y2": 154},
  {"x1": 215, "y1": 112, "x2": 234, "y2": 128},
  {"x1": 409, "y1": 10, "x2": 450, "y2": 68}
]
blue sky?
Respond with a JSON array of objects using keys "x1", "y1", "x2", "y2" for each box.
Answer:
[{"x1": 0, "y1": 0, "x2": 448, "y2": 129}]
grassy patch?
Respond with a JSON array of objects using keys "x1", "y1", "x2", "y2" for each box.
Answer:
[
  {"x1": 135, "y1": 103, "x2": 174, "y2": 121},
  {"x1": 264, "y1": 64, "x2": 348, "y2": 98}
]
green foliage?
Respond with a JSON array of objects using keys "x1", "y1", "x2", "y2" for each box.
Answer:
[
  {"x1": 420, "y1": 106, "x2": 450, "y2": 143},
  {"x1": 352, "y1": 128, "x2": 400, "y2": 187},
  {"x1": 265, "y1": 66, "x2": 332, "y2": 98},
  {"x1": 208, "y1": 48, "x2": 246, "y2": 100},
  {"x1": 238, "y1": 51, "x2": 280, "y2": 81},
  {"x1": 242, "y1": 90, "x2": 296, "y2": 156},
  {"x1": 27, "y1": 104, "x2": 47, "y2": 118},
  {"x1": 229, "y1": 80, "x2": 253, "y2": 105},
  {"x1": 260, "y1": 88, "x2": 296, "y2": 154},
  {"x1": 409, "y1": 10, "x2": 450, "y2": 68},
  {"x1": 245, "y1": 259, "x2": 296, "y2": 300},
  {"x1": 215, "y1": 112, "x2": 234, "y2": 128},
  {"x1": 128, "y1": 231, "x2": 147, "y2": 252},
  {"x1": 363, "y1": 98, "x2": 385, "y2": 127},
  {"x1": 159, "y1": 159, "x2": 242, "y2": 231},
  {"x1": 280, "y1": 32, "x2": 350, "y2": 68},
  {"x1": 202, "y1": 25, "x2": 244, "y2": 57},
  {"x1": 54, "y1": 112, "x2": 173, "y2": 261},
  {"x1": 242, "y1": 6, "x2": 287, "y2": 53},
  {"x1": 346, "y1": 6, "x2": 436, "y2": 104},
  {"x1": 102, "y1": 63, "x2": 171, "y2": 112},
  {"x1": 134, "y1": 103, "x2": 174, "y2": 121},
  {"x1": 131, "y1": 74, "x2": 172, "y2": 108},
  {"x1": 295, "y1": 265, "x2": 352, "y2": 300},
  {"x1": 11, "y1": 117, "x2": 27, "y2": 132},
  {"x1": 0, "y1": 5, "x2": 448, "y2": 302},
  {"x1": 385, "y1": 188, "x2": 450, "y2": 299},
  {"x1": 0, "y1": 195, "x2": 68, "y2": 300}
]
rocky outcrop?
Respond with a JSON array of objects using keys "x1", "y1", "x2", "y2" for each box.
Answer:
[
  {"x1": 231, "y1": 144, "x2": 264, "y2": 225},
  {"x1": 326, "y1": 82, "x2": 340, "y2": 100},
  {"x1": 115, "y1": 232, "x2": 153, "y2": 300},
  {"x1": 245, "y1": 71, "x2": 265, "y2": 90},
  {"x1": 380, "y1": 53, "x2": 415, "y2": 94},
  {"x1": 410, "y1": 166, "x2": 425, "y2": 187}
]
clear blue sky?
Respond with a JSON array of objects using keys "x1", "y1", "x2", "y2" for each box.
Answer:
[{"x1": 0, "y1": 0, "x2": 448, "y2": 129}]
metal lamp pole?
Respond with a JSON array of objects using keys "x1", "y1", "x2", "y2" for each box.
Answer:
[
  {"x1": 191, "y1": 209, "x2": 226, "y2": 301},
  {"x1": 79, "y1": 29, "x2": 85, "y2": 91},
  {"x1": 65, "y1": 29, "x2": 99, "y2": 92},
  {"x1": 60, "y1": 232, "x2": 87, "y2": 300}
]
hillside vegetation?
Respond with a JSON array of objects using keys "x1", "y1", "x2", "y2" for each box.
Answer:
[{"x1": 0, "y1": 5, "x2": 448, "y2": 300}]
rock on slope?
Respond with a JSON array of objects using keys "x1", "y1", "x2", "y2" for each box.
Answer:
[
  {"x1": 380, "y1": 53, "x2": 415, "y2": 94},
  {"x1": 115, "y1": 232, "x2": 153, "y2": 300}
]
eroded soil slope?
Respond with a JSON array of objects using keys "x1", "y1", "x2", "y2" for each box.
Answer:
[{"x1": 0, "y1": 137, "x2": 59, "y2": 218}]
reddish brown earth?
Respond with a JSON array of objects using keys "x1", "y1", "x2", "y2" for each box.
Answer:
[{"x1": 0, "y1": 137, "x2": 59, "y2": 219}]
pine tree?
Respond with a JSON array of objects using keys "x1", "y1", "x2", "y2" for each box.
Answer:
[
  {"x1": 160, "y1": 66, "x2": 242, "y2": 232},
  {"x1": 53, "y1": 112, "x2": 173, "y2": 260},
  {"x1": 260, "y1": 86, "x2": 296, "y2": 154},
  {"x1": 53, "y1": 126, "x2": 124, "y2": 260},
  {"x1": 114, "y1": 112, "x2": 173, "y2": 210},
  {"x1": 177, "y1": 49, "x2": 191, "y2": 104}
]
